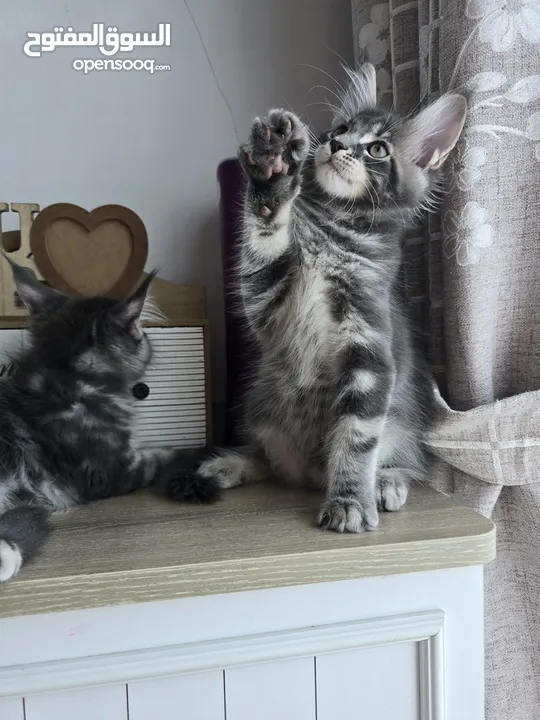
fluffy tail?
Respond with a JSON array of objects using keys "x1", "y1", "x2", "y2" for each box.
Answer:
[
  {"x1": 0, "y1": 505, "x2": 51, "y2": 583},
  {"x1": 165, "y1": 447, "x2": 263, "y2": 499},
  {"x1": 77, "y1": 448, "x2": 222, "y2": 505},
  {"x1": 165, "y1": 448, "x2": 224, "y2": 502}
]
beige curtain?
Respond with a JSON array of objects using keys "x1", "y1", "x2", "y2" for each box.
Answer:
[{"x1": 351, "y1": 1, "x2": 540, "y2": 718}]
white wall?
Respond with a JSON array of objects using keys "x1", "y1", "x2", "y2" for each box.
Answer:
[{"x1": 0, "y1": 0, "x2": 353, "y2": 401}]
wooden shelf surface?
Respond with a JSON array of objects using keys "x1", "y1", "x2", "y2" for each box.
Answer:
[{"x1": 0, "y1": 484, "x2": 495, "y2": 618}]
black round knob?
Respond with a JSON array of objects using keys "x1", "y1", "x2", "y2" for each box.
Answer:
[{"x1": 132, "y1": 382, "x2": 150, "y2": 400}]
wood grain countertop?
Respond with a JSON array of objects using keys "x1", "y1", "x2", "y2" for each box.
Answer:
[{"x1": 0, "y1": 485, "x2": 496, "y2": 619}]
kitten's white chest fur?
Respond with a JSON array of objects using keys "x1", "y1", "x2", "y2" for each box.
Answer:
[{"x1": 278, "y1": 264, "x2": 337, "y2": 386}]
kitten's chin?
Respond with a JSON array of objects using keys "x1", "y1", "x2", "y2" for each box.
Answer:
[
  {"x1": 313, "y1": 147, "x2": 367, "y2": 201},
  {"x1": 314, "y1": 162, "x2": 364, "y2": 200}
]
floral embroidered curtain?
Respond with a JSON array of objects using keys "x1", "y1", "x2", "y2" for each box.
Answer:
[{"x1": 351, "y1": 1, "x2": 540, "y2": 717}]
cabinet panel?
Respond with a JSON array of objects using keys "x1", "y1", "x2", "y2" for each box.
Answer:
[
  {"x1": 0, "y1": 698, "x2": 24, "y2": 720},
  {"x1": 316, "y1": 642, "x2": 419, "y2": 720},
  {"x1": 128, "y1": 671, "x2": 224, "y2": 720},
  {"x1": 24, "y1": 685, "x2": 127, "y2": 720},
  {"x1": 225, "y1": 657, "x2": 315, "y2": 720}
]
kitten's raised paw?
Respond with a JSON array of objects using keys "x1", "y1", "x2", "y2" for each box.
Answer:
[
  {"x1": 376, "y1": 468, "x2": 409, "y2": 512},
  {"x1": 318, "y1": 497, "x2": 379, "y2": 533},
  {"x1": 239, "y1": 109, "x2": 310, "y2": 186}
]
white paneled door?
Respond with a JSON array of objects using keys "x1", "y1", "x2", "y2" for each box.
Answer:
[
  {"x1": 23, "y1": 685, "x2": 127, "y2": 720},
  {"x1": 225, "y1": 657, "x2": 316, "y2": 720},
  {"x1": 316, "y1": 642, "x2": 420, "y2": 720},
  {"x1": 0, "y1": 698, "x2": 24, "y2": 720},
  {"x1": 128, "y1": 671, "x2": 225, "y2": 720}
]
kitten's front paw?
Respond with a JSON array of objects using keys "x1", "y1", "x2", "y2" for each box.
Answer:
[
  {"x1": 239, "y1": 110, "x2": 310, "y2": 215},
  {"x1": 318, "y1": 497, "x2": 379, "y2": 533},
  {"x1": 376, "y1": 469, "x2": 409, "y2": 512}
]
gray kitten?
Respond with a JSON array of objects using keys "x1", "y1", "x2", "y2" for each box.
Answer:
[
  {"x1": 191, "y1": 64, "x2": 466, "y2": 532},
  {"x1": 0, "y1": 263, "x2": 219, "y2": 582}
]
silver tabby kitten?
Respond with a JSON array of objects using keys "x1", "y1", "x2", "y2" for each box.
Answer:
[
  {"x1": 197, "y1": 64, "x2": 467, "y2": 532},
  {"x1": 0, "y1": 263, "x2": 219, "y2": 582}
]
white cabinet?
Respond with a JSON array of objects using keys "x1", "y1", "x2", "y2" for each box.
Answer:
[
  {"x1": 0, "y1": 486, "x2": 494, "y2": 720},
  {"x1": 0, "y1": 570, "x2": 487, "y2": 720}
]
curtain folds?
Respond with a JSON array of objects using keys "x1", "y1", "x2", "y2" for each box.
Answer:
[{"x1": 351, "y1": 1, "x2": 540, "y2": 717}]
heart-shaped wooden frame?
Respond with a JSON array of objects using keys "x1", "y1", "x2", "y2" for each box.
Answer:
[{"x1": 30, "y1": 203, "x2": 148, "y2": 299}]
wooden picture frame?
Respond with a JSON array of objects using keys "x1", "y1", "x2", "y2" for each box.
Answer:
[{"x1": 30, "y1": 203, "x2": 148, "y2": 300}]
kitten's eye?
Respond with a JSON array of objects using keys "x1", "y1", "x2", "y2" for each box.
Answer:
[
  {"x1": 332, "y1": 124, "x2": 348, "y2": 137},
  {"x1": 366, "y1": 142, "x2": 389, "y2": 159}
]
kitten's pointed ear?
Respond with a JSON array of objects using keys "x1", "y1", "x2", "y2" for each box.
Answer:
[
  {"x1": 114, "y1": 271, "x2": 157, "y2": 327},
  {"x1": 6, "y1": 256, "x2": 62, "y2": 315},
  {"x1": 335, "y1": 63, "x2": 377, "y2": 121},
  {"x1": 402, "y1": 93, "x2": 467, "y2": 170}
]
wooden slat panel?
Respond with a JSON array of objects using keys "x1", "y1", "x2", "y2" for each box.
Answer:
[
  {"x1": 139, "y1": 436, "x2": 206, "y2": 447},
  {"x1": 138, "y1": 437, "x2": 206, "y2": 448},
  {"x1": 135, "y1": 423, "x2": 206, "y2": 432},
  {"x1": 225, "y1": 658, "x2": 315, "y2": 720},
  {"x1": 143, "y1": 376, "x2": 206, "y2": 386},
  {"x1": 135, "y1": 415, "x2": 206, "y2": 425},
  {"x1": 147, "y1": 326, "x2": 204, "y2": 335},
  {"x1": 133, "y1": 324, "x2": 208, "y2": 449},
  {"x1": 128, "y1": 671, "x2": 224, "y2": 720},
  {"x1": 132, "y1": 406, "x2": 206, "y2": 418},
  {"x1": 133, "y1": 394, "x2": 206, "y2": 406}
]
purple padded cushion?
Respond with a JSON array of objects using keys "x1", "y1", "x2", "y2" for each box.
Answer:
[{"x1": 217, "y1": 158, "x2": 251, "y2": 445}]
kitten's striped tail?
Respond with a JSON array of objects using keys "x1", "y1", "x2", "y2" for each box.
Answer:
[
  {"x1": 0, "y1": 505, "x2": 51, "y2": 583},
  {"x1": 164, "y1": 447, "x2": 263, "y2": 497},
  {"x1": 164, "y1": 448, "x2": 225, "y2": 503}
]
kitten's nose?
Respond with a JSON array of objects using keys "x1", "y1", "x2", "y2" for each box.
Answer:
[{"x1": 330, "y1": 138, "x2": 345, "y2": 154}]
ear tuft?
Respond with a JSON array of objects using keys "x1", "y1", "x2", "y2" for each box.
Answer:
[
  {"x1": 5, "y1": 256, "x2": 63, "y2": 315},
  {"x1": 335, "y1": 63, "x2": 377, "y2": 122},
  {"x1": 114, "y1": 271, "x2": 158, "y2": 328},
  {"x1": 403, "y1": 93, "x2": 467, "y2": 170}
]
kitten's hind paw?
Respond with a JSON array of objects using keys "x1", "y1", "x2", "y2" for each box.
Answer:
[
  {"x1": 376, "y1": 468, "x2": 410, "y2": 512},
  {"x1": 198, "y1": 450, "x2": 266, "y2": 490},
  {"x1": 318, "y1": 497, "x2": 379, "y2": 533}
]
